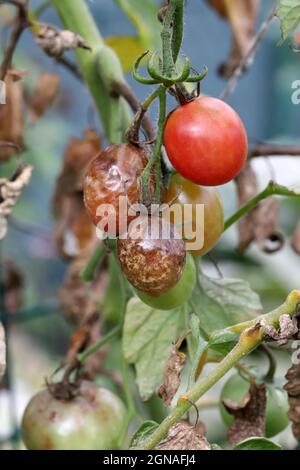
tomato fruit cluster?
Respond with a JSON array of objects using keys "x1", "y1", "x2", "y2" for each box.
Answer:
[
  {"x1": 220, "y1": 374, "x2": 290, "y2": 438},
  {"x1": 163, "y1": 97, "x2": 248, "y2": 186},
  {"x1": 21, "y1": 381, "x2": 126, "y2": 450}
]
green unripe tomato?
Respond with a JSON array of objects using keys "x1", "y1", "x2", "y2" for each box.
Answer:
[
  {"x1": 21, "y1": 381, "x2": 127, "y2": 450},
  {"x1": 136, "y1": 252, "x2": 196, "y2": 310},
  {"x1": 220, "y1": 374, "x2": 290, "y2": 438}
]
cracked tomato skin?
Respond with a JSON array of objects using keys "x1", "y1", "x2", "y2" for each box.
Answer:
[
  {"x1": 21, "y1": 381, "x2": 126, "y2": 450},
  {"x1": 136, "y1": 252, "x2": 196, "y2": 310},
  {"x1": 83, "y1": 144, "x2": 151, "y2": 235},
  {"x1": 220, "y1": 374, "x2": 290, "y2": 438},
  {"x1": 118, "y1": 216, "x2": 186, "y2": 297},
  {"x1": 163, "y1": 174, "x2": 224, "y2": 257},
  {"x1": 163, "y1": 97, "x2": 248, "y2": 186}
]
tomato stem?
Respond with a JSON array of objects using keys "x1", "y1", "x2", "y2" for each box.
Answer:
[
  {"x1": 77, "y1": 325, "x2": 121, "y2": 364},
  {"x1": 137, "y1": 290, "x2": 300, "y2": 449},
  {"x1": 224, "y1": 181, "x2": 300, "y2": 232}
]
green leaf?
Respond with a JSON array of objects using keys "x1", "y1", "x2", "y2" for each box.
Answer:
[
  {"x1": 106, "y1": 36, "x2": 145, "y2": 73},
  {"x1": 115, "y1": 0, "x2": 161, "y2": 49},
  {"x1": 130, "y1": 420, "x2": 159, "y2": 447},
  {"x1": 211, "y1": 443, "x2": 222, "y2": 450},
  {"x1": 277, "y1": 0, "x2": 300, "y2": 44},
  {"x1": 123, "y1": 297, "x2": 185, "y2": 400},
  {"x1": 190, "y1": 272, "x2": 262, "y2": 334},
  {"x1": 102, "y1": 254, "x2": 127, "y2": 324},
  {"x1": 233, "y1": 437, "x2": 282, "y2": 451}
]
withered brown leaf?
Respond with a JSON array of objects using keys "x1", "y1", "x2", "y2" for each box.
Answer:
[
  {"x1": 28, "y1": 73, "x2": 60, "y2": 123},
  {"x1": 206, "y1": 0, "x2": 260, "y2": 77},
  {"x1": 0, "y1": 323, "x2": 5, "y2": 381},
  {"x1": 3, "y1": 259, "x2": 23, "y2": 314},
  {"x1": 59, "y1": 248, "x2": 107, "y2": 324},
  {"x1": 0, "y1": 69, "x2": 24, "y2": 161},
  {"x1": 52, "y1": 129, "x2": 101, "y2": 259},
  {"x1": 264, "y1": 314, "x2": 298, "y2": 346},
  {"x1": 36, "y1": 25, "x2": 91, "y2": 57},
  {"x1": 224, "y1": 381, "x2": 266, "y2": 445},
  {"x1": 235, "y1": 164, "x2": 283, "y2": 253},
  {"x1": 284, "y1": 362, "x2": 300, "y2": 439},
  {"x1": 0, "y1": 165, "x2": 33, "y2": 240},
  {"x1": 157, "y1": 345, "x2": 185, "y2": 406},
  {"x1": 156, "y1": 420, "x2": 211, "y2": 450},
  {"x1": 291, "y1": 221, "x2": 300, "y2": 255}
]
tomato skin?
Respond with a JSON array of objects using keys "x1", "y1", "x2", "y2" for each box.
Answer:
[
  {"x1": 163, "y1": 97, "x2": 248, "y2": 186},
  {"x1": 83, "y1": 144, "x2": 152, "y2": 235},
  {"x1": 118, "y1": 216, "x2": 186, "y2": 297},
  {"x1": 220, "y1": 374, "x2": 290, "y2": 438},
  {"x1": 163, "y1": 174, "x2": 224, "y2": 257},
  {"x1": 136, "y1": 252, "x2": 196, "y2": 310},
  {"x1": 21, "y1": 381, "x2": 126, "y2": 450}
]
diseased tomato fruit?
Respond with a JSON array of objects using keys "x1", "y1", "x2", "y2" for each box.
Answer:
[
  {"x1": 163, "y1": 174, "x2": 224, "y2": 257},
  {"x1": 220, "y1": 374, "x2": 290, "y2": 438},
  {"x1": 136, "y1": 252, "x2": 196, "y2": 310},
  {"x1": 117, "y1": 216, "x2": 186, "y2": 296},
  {"x1": 83, "y1": 144, "x2": 151, "y2": 234},
  {"x1": 163, "y1": 97, "x2": 248, "y2": 186},
  {"x1": 21, "y1": 381, "x2": 126, "y2": 450}
]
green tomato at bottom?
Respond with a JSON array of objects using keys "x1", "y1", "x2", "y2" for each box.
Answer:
[
  {"x1": 220, "y1": 374, "x2": 290, "y2": 438},
  {"x1": 136, "y1": 252, "x2": 196, "y2": 310},
  {"x1": 21, "y1": 381, "x2": 126, "y2": 450}
]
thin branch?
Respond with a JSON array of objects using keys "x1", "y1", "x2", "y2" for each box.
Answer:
[
  {"x1": 0, "y1": 0, "x2": 30, "y2": 81},
  {"x1": 111, "y1": 80, "x2": 156, "y2": 141},
  {"x1": 224, "y1": 181, "x2": 300, "y2": 231},
  {"x1": 249, "y1": 144, "x2": 300, "y2": 159},
  {"x1": 220, "y1": 6, "x2": 276, "y2": 101},
  {"x1": 54, "y1": 55, "x2": 82, "y2": 81}
]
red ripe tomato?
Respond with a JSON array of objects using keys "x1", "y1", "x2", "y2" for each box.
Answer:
[{"x1": 163, "y1": 97, "x2": 248, "y2": 186}]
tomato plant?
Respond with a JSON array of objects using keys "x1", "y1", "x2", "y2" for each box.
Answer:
[
  {"x1": 163, "y1": 97, "x2": 248, "y2": 186},
  {"x1": 1, "y1": 0, "x2": 300, "y2": 455},
  {"x1": 220, "y1": 374, "x2": 290, "y2": 438},
  {"x1": 163, "y1": 174, "x2": 224, "y2": 256},
  {"x1": 21, "y1": 381, "x2": 126, "y2": 450},
  {"x1": 136, "y1": 252, "x2": 196, "y2": 310}
]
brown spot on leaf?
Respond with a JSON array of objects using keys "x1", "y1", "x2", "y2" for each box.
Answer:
[
  {"x1": 284, "y1": 361, "x2": 300, "y2": 439},
  {"x1": 264, "y1": 314, "x2": 298, "y2": 346},
  {"x1": 28, "y1": 73, "x2": 60, "y2": 123}
]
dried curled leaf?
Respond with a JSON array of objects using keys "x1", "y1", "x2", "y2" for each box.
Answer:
[
  {"x1": 284, "y1": 360, "x2": 300, "y2": 439},
  {"x1": 156, "y1": 420, "x2": 211, "y2": 450},
  {"x1": 52, "y1": 129, "x2": 101, "y2": 259},
  {"x1": 28, "y1": 73, "x2": 60, "y2": 123},
  {"x1": 36, "y1": 24, "x2": 91, "y2": 57},
  {"x1": 291, "y1": 221, "x2": 300, "y2": 255},
  {"x1": 236, "y1": 165, "x2": 283, "y2": 253},
  {"x1": 157, "y1": 345, "x2": 185, "y2": 406},
  {"x1": 0, "y1": 323, "x2": 5, "y2": 381},
  {"x1": 206, "y1": 0, "x2": 260, "y2": 77},
  {"x1": 0, "y1": 70, "x2": 24, "y2": 161},
  {"x1": 3, "y1": 259, "x2": 23, "y2": 314},
  {"x1": 59, "y1": 249, "x2": 107, "y2": 324},
  {"x1": 224, "y1": 381, "x2": 266, "y2": 445},
  {"x1": 0, "y1": 165, "x2": 33, "y2": 240},
  {"x1": 264, "y1": 314, "x2": 298, "y2": 346}
]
